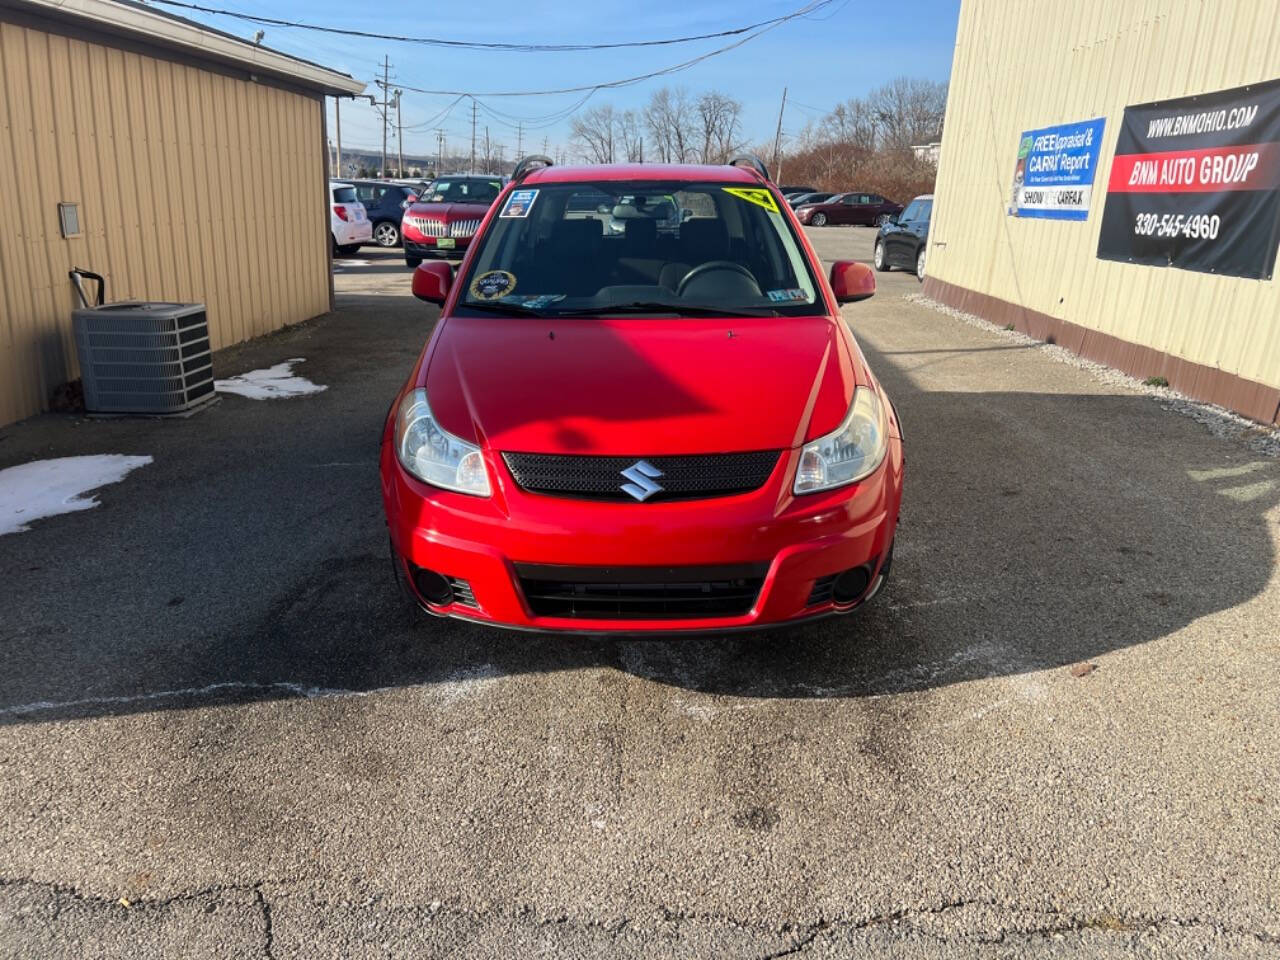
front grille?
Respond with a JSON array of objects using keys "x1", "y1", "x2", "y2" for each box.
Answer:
[
  {"x1": 406, "y1": 216, "x2": 481, "y2": 239},
  {"x1": 407, "y1": 216, "x2": 446, "y2": 237},
  {"x1": 516, "y1": 563, "x2": 766, "y2": 619},
  {"x1": 502, "y1": 450, "x2": 780, "y2": 502}
]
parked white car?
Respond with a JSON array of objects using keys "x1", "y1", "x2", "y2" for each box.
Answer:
[{"x1": 329, "y1": 180, "x2": 371, "y2": 255}]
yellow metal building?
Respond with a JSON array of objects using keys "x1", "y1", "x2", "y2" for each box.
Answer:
[
  {"x1": 0, "y1": 0, "x2": 363, "y2": 427},
  {"x1": 926, "y1": 0, "x2": 1280, "y2": 425}
]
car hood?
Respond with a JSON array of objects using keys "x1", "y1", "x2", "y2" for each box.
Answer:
[
  {"x1": 423, "y1": 314, "x2": 858, "y2": 456},
  {"x1": 406, "y1": 201, "x2": 490, "y2": 220}
]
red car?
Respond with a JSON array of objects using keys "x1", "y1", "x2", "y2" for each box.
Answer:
[
  {"x1": 401, "y1": 175, "x2": 505, "y2": 267},
  {"x1": 381, "y1": 156, "x2": 904, "y2": 633},
  {"x1": 795, "y1": 192, "x2": 903, "y2": 228}
]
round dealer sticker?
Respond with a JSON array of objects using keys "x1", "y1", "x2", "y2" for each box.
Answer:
[{"x1": 470, "y1": 270, "x2": 516, "y2": 300}]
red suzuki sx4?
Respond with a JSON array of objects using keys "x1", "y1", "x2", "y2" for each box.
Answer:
[{"x1": 380, "y1": 156, "x2": 903, "y2": 634}]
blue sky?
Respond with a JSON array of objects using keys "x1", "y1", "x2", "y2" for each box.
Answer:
[{"x1": 171, "y1": 0, "x2": 961, "y2": 163}]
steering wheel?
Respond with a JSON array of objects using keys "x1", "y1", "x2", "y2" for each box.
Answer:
[{"x1": 676, "y1": 261, "x2": 759, "y2": 297}]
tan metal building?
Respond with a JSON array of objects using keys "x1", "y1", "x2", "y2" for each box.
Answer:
[
  {"x1": 0, "y1": 0, "x2": 364, "y2": 427},
  {"x1": 926, "y1": 0, "x2": 1280, "y2": 425}
]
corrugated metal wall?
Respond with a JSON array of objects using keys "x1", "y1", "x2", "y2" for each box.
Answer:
[
  {"x1": 0, "y1": 17, "x2": 330, "y2": 426},
  {"x1": 929, "y1": 0, "x2": 1280, "y2": 400}
]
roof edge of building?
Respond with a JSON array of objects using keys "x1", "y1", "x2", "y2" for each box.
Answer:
[{"x1": 4, "y1": 0, "x2": 366, "y2": 96}]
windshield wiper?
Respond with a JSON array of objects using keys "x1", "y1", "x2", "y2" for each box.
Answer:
[
  {"x1": 551, "y1": 301, "x2": 779, "y2": 318},
  {"x1": 456, "y1": 300, "x2": 548, "y2": 318}
]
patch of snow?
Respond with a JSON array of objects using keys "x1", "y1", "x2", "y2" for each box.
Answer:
[
  {"x1": 215, "y1": 358, "x2": 327, "y2": 400},
  {"x1": 0, "y1": 455, "x2": 152, "y2": 537},
  {"x1": 908, "y1": 294, "x2": 1280, "y2": 458}
]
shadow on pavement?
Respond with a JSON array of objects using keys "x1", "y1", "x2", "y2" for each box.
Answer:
[{"x1": 0, "y1": 297, "x2": 1275, "y2": 723}]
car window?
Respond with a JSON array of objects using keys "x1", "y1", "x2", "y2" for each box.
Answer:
[
  {"x1": 899, "y1": 200, "x2": 923, "y2": 222},
  {"x1": 456, "y1": 180, "x2": 821, "y2": 317},
  {"x1": 354, "y1": 184, "x2": 378, "y2": 202},
  {"x1": 331, "y1": 186, "x2": 357, "y2": 204},
  {"x1": 425, "y1": 179, "x2": 504, "y2": 204},
  {"x1": 918, "y1": 199, "x2": 933, "y2": 222}
]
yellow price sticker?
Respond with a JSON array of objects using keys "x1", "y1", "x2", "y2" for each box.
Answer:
[{"x1": 722, "y1": 187, "x2": 779, "y2": 213}]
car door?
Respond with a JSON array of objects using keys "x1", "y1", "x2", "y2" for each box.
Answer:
[
  {"x1": 898, "y1": 199, "x2": 933, "y2": 266},
  {"x1": 836, "y1": 193, "x2": 862, "y2": 225},
  {"x1": 885, "y1": 199, "x2": 921, "y2": 265}
]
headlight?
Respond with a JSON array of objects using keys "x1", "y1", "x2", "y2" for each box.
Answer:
[
  {"x1": 394, "y1": 389, "x2": 491, "y2": 496},
  {"x1": 793, "y1": 387, "x2": 889, "y2": 494}
]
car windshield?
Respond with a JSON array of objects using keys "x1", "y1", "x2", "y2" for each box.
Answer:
[
  {"x1": 425, "y1": 178, "x2": 503, "y2": 204},
  {"x1": 455, "y1": 180, "x2": 821, "y2": 317}
]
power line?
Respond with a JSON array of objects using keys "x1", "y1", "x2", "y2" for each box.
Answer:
[
  {"x1": 390, "y1": 2, "x2": 831, "y2": 98},
  {"x1": 144, "y1": 0, "x2": 838, "y2": 52}
]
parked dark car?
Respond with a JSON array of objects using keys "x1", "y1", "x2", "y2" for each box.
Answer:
[
  {"x1": 874, "y1": 194, "x2": 932, "y2": 281},
  {"x1": 779, "y1": 184, "x2": 817, "y2": 196},
  {"x1": 350, "y1": 180, "x2": 420, "y2": 248},
  {"x1": 795, "y1": 192, "x2": 903, "y2": 227},
  {"x1": 788, "y1": 191, "x2": 835, "y2": 208}
]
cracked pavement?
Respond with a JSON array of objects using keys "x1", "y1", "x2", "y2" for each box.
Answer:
[{"x1": 1, "y1": 231, "x2": 1278, "y2": 958}]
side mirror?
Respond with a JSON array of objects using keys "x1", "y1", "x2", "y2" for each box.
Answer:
[
  {"x1": 412, "y1": 261, "x2": 453, "y2": 305},
  {"x1": 830, "y1": 260, "x2": 875, "y2": 304}
]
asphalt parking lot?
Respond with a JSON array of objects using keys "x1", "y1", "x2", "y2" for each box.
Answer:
[{"x1": 1, "y1": 227, "x2": 1278, "y2": 959}]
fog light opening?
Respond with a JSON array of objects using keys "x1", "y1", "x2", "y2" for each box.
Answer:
[
  {"x1": 411, "y1": 566, "x2": 453, "y2": 605},
  {"x1": 832, "y1": 564, "x2": 873, "y2": 605}
]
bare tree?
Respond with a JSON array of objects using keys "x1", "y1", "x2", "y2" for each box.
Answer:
[
  {"x1": 643, "y1": 87, "x2": 697, "y2": 163},
  {"x1": 823, "y1": 97, "x2": 879, "y2": 151},
  {"x1": 570, "y1": 105, "x2": 617, "y2": 163},
  {"x1": 866, "y1": 77, "x2": 947, "y2": 150},
  {"x1": 617, "y1": 110, "x2": 645, "y2": 162},
  {"x1": 696, "y1": 91, "x2": 743, "y2": 163}
]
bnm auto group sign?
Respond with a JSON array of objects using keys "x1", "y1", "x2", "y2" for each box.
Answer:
[{"x1": 1097, "y1": 78, "x2": 1280, "y2": 280}]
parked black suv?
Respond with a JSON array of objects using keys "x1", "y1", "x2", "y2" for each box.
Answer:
[
  {"x1": 874, "y1": 194, "x2": 933, "y2": 282},
  {"x1": 350, "y1": 180, "x2": 420, "y2": 248}
]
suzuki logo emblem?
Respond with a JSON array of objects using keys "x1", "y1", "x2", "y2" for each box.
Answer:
[{"x1": 620, "y1": 460, "x2": 664, "y2": 501}]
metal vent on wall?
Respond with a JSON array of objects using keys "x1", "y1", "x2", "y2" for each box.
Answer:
[{"x1": 73, "y1": 301, "x2": 216, "y2": 415}]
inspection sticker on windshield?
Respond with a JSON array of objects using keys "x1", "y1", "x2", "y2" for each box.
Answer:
[
  {"x1": 500, "y1": 189, "x2": 539, "y2": 218},
  {"x1": 767, "y1": 288, "x2": 808, "y2": 302},
  {"x1": 722, "y1": 187, "x2": 779, "y2": 213},
  {"x1": 470, "y1": 270, "x2": 516, "y2": 300}
]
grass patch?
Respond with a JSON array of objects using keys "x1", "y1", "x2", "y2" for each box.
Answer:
[
  {"x1": 1143, "y1": 375, "x2": 1170, "y2": 388},
  {"x1": 1003, "y1": 323, "x2": 1015, "y2": 331}
]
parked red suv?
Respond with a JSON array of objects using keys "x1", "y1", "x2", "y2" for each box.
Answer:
[
  {"x1": 381, "y1": 156, "x2": 904, "y2": 633},
  {"x1": 401, "y1": 175, "x2": 504, "y2": 267},
  {"x1": 795, "y1": 192, "x2": 903, "y2": 227}
]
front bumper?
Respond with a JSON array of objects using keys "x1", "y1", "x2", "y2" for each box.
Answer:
[
  {"x1": 403, "y1": 235, "x2": 472, "y2": 259},
  {"x1": 381, "y1": 439, "x2": 904, "y2": 634}
]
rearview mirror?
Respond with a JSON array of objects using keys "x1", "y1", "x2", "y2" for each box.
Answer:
[
  {"x1": 412, "y1": 261, "x2": 453, "y2": 305},
  {"x1": 830, "y1": 260, "x2": 875, "y2": 304}
]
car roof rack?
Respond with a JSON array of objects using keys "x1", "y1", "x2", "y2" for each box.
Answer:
[
  {"x1": 512, "y1": 155, "x2": 554, "y2": 183},
  {"x1": 727, "y1": 154, "x2": 771, "y2": 182}
]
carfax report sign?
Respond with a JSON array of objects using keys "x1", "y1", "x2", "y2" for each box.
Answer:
[
  {"x1": 1009, "y1": 117, "x2": 1106, "y2": 220},
  {"x1": 1097, "y1": 78, "x2": 1280, "y2": 279}
]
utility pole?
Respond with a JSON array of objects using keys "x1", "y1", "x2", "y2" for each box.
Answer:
[
  {"x1": 395, "y1": 89, "x2": 403, "y2": 178},
  {"x1": 542, "y1": 135, "x2": 549, "y2": 155},
  {"x1": 379, "y1": 56, "x2": 391, "y2": 176},
  {"x1": 483, "y1": 126, "x2": 491, "y2": 174},
  {"x1": 469, "y1": 97, "x2": 478, "y2": 173},
  {"x1": 435, "y1": 128, "x2": 444, "y2": 175},
  {"x1": 771, "y1": 86, "x2": 787, "y2": 181},
  {"x1": 516, "y1": 122, "x2": 523, "y2": 159}
]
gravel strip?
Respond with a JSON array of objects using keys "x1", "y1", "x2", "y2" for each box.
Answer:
[{"x1": 908, "y1": 293, "x2": 1280, "y2": 458}]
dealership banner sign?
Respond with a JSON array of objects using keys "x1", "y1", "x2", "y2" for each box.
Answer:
[
  {"x1": 1097, "y1": 78, "x2": 1280, "y2": 279},
  {"x1": 1009, "y1": 117, "x2": 1106, "y2": 219}
]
